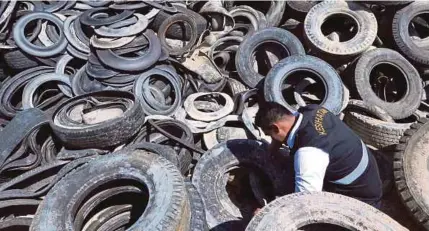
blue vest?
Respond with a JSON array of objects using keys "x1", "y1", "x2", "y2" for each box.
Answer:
[{"x1": 290, "y1": 105, "x2": 382, "y2": 204}]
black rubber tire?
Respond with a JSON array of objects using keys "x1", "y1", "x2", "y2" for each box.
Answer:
[
  {"x1": 158, "y1": 13, "x2": 198, "y2": 56},
  {"x1": 266, "y1": 1, "x2": 286, "y2": 27},
  {"x1": 125, "y1": 142, "x2": 180, "y2": 169},
  {"x1": 344, "y1": 111, "x2": 413, "y2": 149},
  {"x1": 304, "y1": 1, "x2": 377, "y2": 58},
  {"x1": 185, "y1": 180, "x2": 209, "y2": 231},
  {"x1": 286, "y1": 1, "x2": 320, "y2": 22},
  {"x1": 352, "y1": 48, "x2": 423, "y2": 119},
  {"x1": 392, "y1": 2, "x2": 429, "y2": 66},
  {"x1": 236, "y1": 27, "x2": 305, "y2": 88},
  {"x1": 151, "y1": 6, "x2": 207, "y2": 40},
  {"x1": 30, "y1": 149, "x2": 190, "y2": 231},
  {"x1": 394, "y1": 117, "x2": 429, "y2": 230},
  {"x1": 246, "y1": 192, "x2": 407, "y2": 231},
  {"x1": 224, "y1": 78, "x2": 248, "y2": 97},
  {"x1": 264, "y1": 55, "x2": 345, "y2": 115},
  {"x1": 0, "y1": 217, "x2": 32, "y2": 230},
  {"x1": 365, "y1": 1, "x2": 413, "y2": 6},
  {"x1": 3, "y1": 49, "x2": 39, "y2": 71},
  {"x1": 51, "y1": 91, "x2": 145, "y2": 149},
  {"x1": 192, "y1": 139, "x2": 294, "y2": 230},
  {"x1": 132, "y1": 119, "x2": 194, "y2": 175}
]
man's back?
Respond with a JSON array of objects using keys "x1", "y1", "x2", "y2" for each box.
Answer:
[{"x1": 292, "y1": 105, "x2": 382, "y2": 205}]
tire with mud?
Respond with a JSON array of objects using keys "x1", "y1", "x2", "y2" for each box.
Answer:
[
  {"x1": 394, "y1": 117, "x2": 429, "y2": 230},
  {"x1": 246, "y1": 192, "x2": 407, "y2": 231}
]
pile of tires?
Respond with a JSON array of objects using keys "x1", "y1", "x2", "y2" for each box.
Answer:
[{"x1": 0, "y1": 0, "x2": 427, "y2": 230}]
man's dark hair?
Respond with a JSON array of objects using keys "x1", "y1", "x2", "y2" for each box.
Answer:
[{"x1": 255, "y1": 102, "x2": 293, "y2": 132}]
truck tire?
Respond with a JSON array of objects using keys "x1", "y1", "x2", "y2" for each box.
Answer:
[
  {"x1": 246, "y1": 192, "x2": 407, "y2": 231},
  {"x1": 30, "y1": 150, "x2": 190, "y2": 231},
  {"x1": 394, "y1": 117, "x2": 429, "y2": 230}
]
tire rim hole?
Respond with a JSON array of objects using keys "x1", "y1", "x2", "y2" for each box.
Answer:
[
  {"x1": 165, "y1": 21, "x2": 192, "y2": 49},
  {"x1": 409, "y1": 13, "x2": 429, "y2": 47},
  {"x1": 281, "y1": 70, "x2": 327, "y2": 107},
  {"x1": 252, "y1": 41, "x2": 290, "y2": 76},
  {"x1": 321, "y1": 13, "x2": 358, "y2": 42},
  {"x1": 225, "y1": 165, "x2": 274, "y2": 222},
  {"x1": 369, "y1": 63, "x2": 407, "y2": 103},
  {"x1": 193, "y1": 94, "x2": 226, "y2": 112},
  {"x1": 73, "y1": 179, "x2": 149, "y2": 231},
  {"x1": 299, "y1": 223, "x2": 349, "y2": 231}
]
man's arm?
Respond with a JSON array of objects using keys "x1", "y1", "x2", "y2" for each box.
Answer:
[{"x1": 294, "y1": 147, "x2": 329, "y2": 192}]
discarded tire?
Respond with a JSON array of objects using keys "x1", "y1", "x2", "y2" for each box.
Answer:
[
  {"x1": 394, "y1": 117, "x2": 429, "y2": 229},
  {"x1": 30, "y1": 149, "x2": 190, "y2": 231},
  {"x1": 246, "y1": 192, "x2": 407, "y2": 231},
  {"x1": 0, "y1": 1, "x2": 427, "y2": 230},
  {"x1": 192, "y1": 140, "x2": 293, "y2": 230}
]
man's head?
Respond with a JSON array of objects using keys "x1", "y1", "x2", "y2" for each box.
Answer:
[{"x1": 255, "y1": 102, "x2": 296, "y2": 142}]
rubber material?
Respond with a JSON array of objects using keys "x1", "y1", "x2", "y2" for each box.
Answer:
[
  {"x1": 51, "y1": 91, "x2": 145, "y2": 149},
  {"x1": 392, "y1": 2, "x2": 429, "y2": 66},
  {"x1": 344, "y1": 111, "x2": 413, "y2": 149},
  {"x1": 246, "y1": 192, "x2": 407, "y2": 231},
  {"x1": 79, "y1": 7, "x2": 134, "y2": 26},
  {"x1": 264, "y1": 55, "x2": 345, "y2": 115},
  {"x1": 304, "y1": 1, "x2": 377, "y2": 57},
  {"x1": 193, "y1": 140, "x2": 294, "y2": 230},
  {"x1": 236, "y1": 27, "x2": 305, "y2": 88},
  {"x1": 96, "y1": 30, "x2": 161, "y2": 72},
  {"x1": 22, "y1": 73, "x2": 72, "y2": 109},
  {"x1": 0, "y1": 108, "x2": 48, "y2": 168},
  {"x1": 158, "y1": 13, "x2": 198, "y2": 56},
  {"x1": 184, "y1": 92, "x2": 234, "y2": 122},
  {"x1": 394, "y1": 117, "x2": 429, "y2": 230},
  {"x1": 353, "y1": 48, "x2": 422, "y2": 119},
  {"x1": 30, "y1": 150, "x2": 190, "y2": 231},
  {"x1": 13, "y1": 12, "x2": 67, "y2": 57}
]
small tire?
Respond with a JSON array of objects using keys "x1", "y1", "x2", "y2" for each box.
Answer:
[
  {"x1": 236, "y1": 27, "x2": 305, "y2": 88},
  {"x1": 264, "y1": 55, "x2": 345, "y2": 115},
  {"x1": 392, "y1": 2, "x2": 429, "y2": 66},
  {"x1": 304, "y1": 1, "x2": 377, "y2": 58},
  {"x1": 352, "y1": 48, "x2": 423, "y2": 119},
  {"x1": 246, "y1": 192, "x2": 407, "y2": 231},
  {"x1": 394, "y1": 117, "x2": 429, "y2": 230}
]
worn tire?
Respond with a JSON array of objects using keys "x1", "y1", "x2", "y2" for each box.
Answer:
[
  {"x1": 192, "y1": 139, "x2": 293, "y2": 230},
  {"x1": 51, "y1": 91, "x2": 145, "y2": 149},
  {"x1": 185, "y1": 180, "x2": 209, "y2": 231},
  {"x1": 304, "y1": 1, "x2": 377, "y2": 58},
  {"x1": 394, "y1": 117, "x2": 429, "y2": 230},
  {"x1": 264, "y1": 55, "x2": 345, "y2": 115},
  {"x1": 236, "y1": 27, "x2": 305, "y2": 88},
  {"x1": 246, "y1": 192, "x2": 407, "y2": 231},
  {"x1": 344, "y1": 111, "x2": 413, "y2": 149},
  {"x1": 392, "y1": 2, "x2": 429, "y2": 66},
  {"x1": 3, "y1": 49, "x2": 39, "y2": 71},
  {"x1": 286, "y1": 1, "x2": 320, "y2": 22},
  {"x1": 30, "y1": 150, "x2": 190, "y2": 231},
  {"x1": 353, "y1": 48, "x2": 423, "y2": 119},
  {"x1": 151, "y1": 6, "x2": 207, "y2": 40}
]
